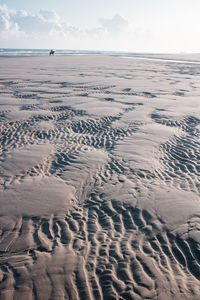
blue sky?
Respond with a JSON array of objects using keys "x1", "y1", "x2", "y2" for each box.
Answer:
[{"x1": 1, "y1": 0, "x2": 200, "y2": 52}]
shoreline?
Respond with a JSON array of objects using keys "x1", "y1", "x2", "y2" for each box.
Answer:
[{"x1": 1, "y1": 52, "x2": 200, "y2": 66}]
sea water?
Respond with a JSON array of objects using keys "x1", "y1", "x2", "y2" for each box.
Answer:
[
  {"x1": 1, "y1": 48, "x2": 200, "y2": 65},
  {"x1": 0, "y1": 48, "x2": 125, "y2": 57}
]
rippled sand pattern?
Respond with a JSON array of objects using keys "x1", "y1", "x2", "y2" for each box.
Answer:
[{"x1": 0, "y1": 56, "x2": 200, "y2": 299}]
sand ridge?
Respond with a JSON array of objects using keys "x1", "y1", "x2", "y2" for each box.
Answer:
[{"x1": 0, "y1": 55, "x2": 200, "y2": 299}]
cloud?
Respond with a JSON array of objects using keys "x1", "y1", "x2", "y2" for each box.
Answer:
[
  {"x1": 0, "y1": 5, "x2": 63, "y2": 37},
  {"x1": 0, "y1": 5, "x2": 129, "y2": 37},
  {"x1": 99, "y1": 14, "x2": 129, "y2": 34},
  {"x1": 0, "y1": 4, "x2": 199, "y2": 52},
  {"x1": 39, "y1": 9, "x2": 60, "y2": 24},
  {"x1": 0, "y1": 5, "x2": 18, "y2": 31},
  {"x1": 0, "y1": 5, "x2": 92, "y2": 48},
  {"x1": 0, "y1": 4, "x2": 154, "y2": 52}
]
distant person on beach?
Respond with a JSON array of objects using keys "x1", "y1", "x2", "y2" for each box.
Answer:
[{"x1": 49, "y1": 49, "x2": 55, "y2": 56}]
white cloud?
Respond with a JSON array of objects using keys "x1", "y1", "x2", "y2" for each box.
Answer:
[
  {"x1": 0, "y1": 5, "x2": 62, "y2": 36},
  {"x1": 0, "y1": 4, "x2": 186, "y2": 52},
  {"x1": 99, "y1": 14, "x2": 129, "y2": 34},
  {"x1": 0, "y1": 5, "x2": 18, "y2": 31},
  {"x1": 0, "y1": 5, "x2": 132, "y2": 49},
  {"x1": 0, "y1": 5, "x2": 25, "y2": 41},
  {"x1": 0, "y1": 4, "x2": 199, "y2": 52},
  {"x1": 0, "y1": 6, "x2": 128, "y2": 36},
  {"x1": 39, "y1": 9, "x2": 60, "y2": 24}
]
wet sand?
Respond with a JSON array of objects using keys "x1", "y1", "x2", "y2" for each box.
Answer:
[{"x1": 0, "y1": 55, "x2": 200, "y2": 299}]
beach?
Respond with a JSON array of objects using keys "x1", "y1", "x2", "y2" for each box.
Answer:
[{"x1": 0, "y1": 55, "x2": 200, "y2": 299}]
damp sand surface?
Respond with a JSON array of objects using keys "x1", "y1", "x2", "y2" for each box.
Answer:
[{"x1": 0, "y1": 55, "x2": 200, "y2": 299}]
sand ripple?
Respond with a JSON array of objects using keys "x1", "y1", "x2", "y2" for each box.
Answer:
[{"x1": 0, "y1": 56, "x2": 200, "y2": 299}]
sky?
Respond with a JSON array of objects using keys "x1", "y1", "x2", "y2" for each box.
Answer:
[{"x1": 0, "y1": 0, "x2": 200, "y2": 53}]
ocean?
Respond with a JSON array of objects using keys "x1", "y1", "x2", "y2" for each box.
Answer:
[
  {"x1": 1, "y1": 48, "x2": 200, "y2": 65},
  {"x1": 0, "y1": 48, "x2": 130, "y2": 57}
]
